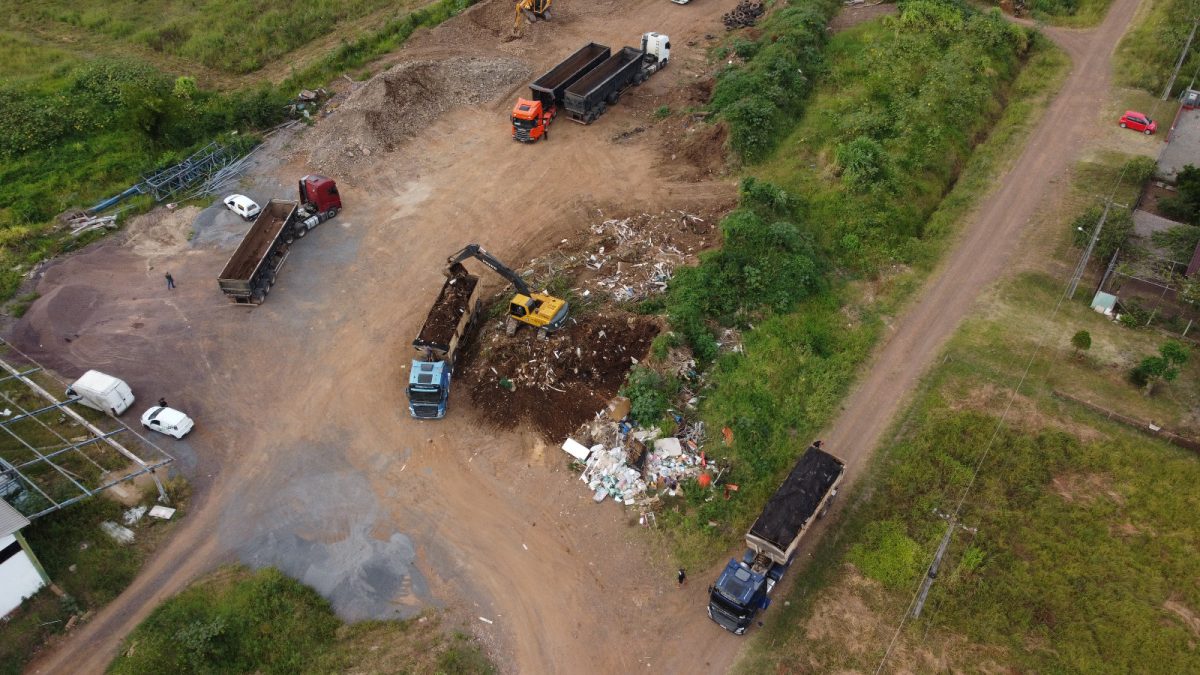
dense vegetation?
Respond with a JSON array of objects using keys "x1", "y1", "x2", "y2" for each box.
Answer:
[
  {"x1": 108, "y1": 566, "x2": 493, "y2": 674},
  {"x1": 1117, "y1": 0, "x2": 1200, "y2": 93},
  {"x1": 0, "y1": 0, "x2": 479, "y2": 302},
  {"x1": 652, "y1": 0, "x2": 1042, "y2": 565}
]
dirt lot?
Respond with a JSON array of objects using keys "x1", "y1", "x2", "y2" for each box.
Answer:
[
  {"x1": 20, "y1": 0, "x2": 744, "y2": 672},
  {"x1": 16, "y1": 0, "x2": 1145, "y2": 672}
]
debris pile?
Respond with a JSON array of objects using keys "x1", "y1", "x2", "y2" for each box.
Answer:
[
  {"x1": 723, "y1": 0, "x2": 765, "y2": 30},
  {"x1": 457, "y1": 312, "x2": 658, "y2": 439},
  {"x1": 566, "y1": 413, "x2": 712, "y2": 506},
  {"x1": 307, "y1": 56, "x2": 531, "y2": 173}
]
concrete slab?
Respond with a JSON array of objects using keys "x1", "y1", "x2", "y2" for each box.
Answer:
[{"x1": 1159, "y1": 108, "x2": 1200, "y2": 181}]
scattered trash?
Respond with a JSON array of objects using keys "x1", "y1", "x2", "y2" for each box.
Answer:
[
  {"x1": 122, "y1": 506, "x2": 147, "y2": 525},
  {"x1": 148, "y1": 505, "x2": 176, "y2": 520},
  {"x1": 100, "y1": 521, "x2": 135, "y2": 545},
  {"x1": 574, "y1": 416, "x2": 715, "y2": 505},
  {"x1": 478, "y1": 617, "x2": 494, "y2": 625}
]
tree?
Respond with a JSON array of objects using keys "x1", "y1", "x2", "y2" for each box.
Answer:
[
  {"x1": 1159, "y1": 164, "x2": 1200, "y2": 224},
  {"x1": 1071, "y1": 206, "x2": 1134, "y2": 263},
  {"x1": 1131, "y1": 340, "x2": 1189, "y2": 395},
  {"x1": 1070, "y1": 330, "x2": 1091, "y2": 356}
]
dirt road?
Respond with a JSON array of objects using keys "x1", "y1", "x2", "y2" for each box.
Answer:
[
  {"x1": 819, "y1": 5, "x2": 1142, "y2": 481},
  {"x1": 20, "y1": 0, "x2": 1142, "y2": 673}
]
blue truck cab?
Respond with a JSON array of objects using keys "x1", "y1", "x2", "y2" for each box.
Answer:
[
  {"x1": 708, "y1": 443, "x2": 845, "y2": 634},
  {"x1": 407, "y1": 360, "x2": 450, "y2": 419}
]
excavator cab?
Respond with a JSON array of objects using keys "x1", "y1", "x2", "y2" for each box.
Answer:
[{"x1": 514, "y1": 0, "x2": 551, "y2": 33}]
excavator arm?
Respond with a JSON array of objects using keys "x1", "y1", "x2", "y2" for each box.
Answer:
[{"x1": 445, "y1": 244, "x2": 533, "y2": 297}]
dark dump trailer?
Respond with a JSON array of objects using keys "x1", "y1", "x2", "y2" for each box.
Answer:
[
  {"x1": 216, "y1": 176, "x2": 342, "y2": 304},
  {"x1": 563, "y1": 32, "x2": 670, "y2": 124},
  {"x1": 707, "y1": 442, "x2": 845, "y2": 634},
  {"x1": 529, "y1": 42, "x2": 612, "y2": 107}
]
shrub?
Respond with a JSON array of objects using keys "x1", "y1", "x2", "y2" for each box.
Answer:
[
  {"x1": 1071, "y1": 205, "x2": 1134, "y2": 262},
  {"x1": 621, "y1": 366, "x2": 673, "y2": 426},
  {"x1": 1158, "y1": 164, "x2": 1200, "y2": 224},
  {"x1": 1130, "y1": 340, "x2": 1189, "y2": 394},
  {"x1": 836, "y1": 136, "x2": 893, "y2": 193},
  {"x1": 1070, "y1": 330, "x2": 1091, "y2": 354},
  {"x1": 849, "y1": 520, "x2": 925, "y2": 589}
]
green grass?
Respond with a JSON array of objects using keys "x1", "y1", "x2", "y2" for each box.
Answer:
[
  {"x1": 108, "y1": 566, "x2": 494, "y2": 674},
  {"x1": 6, "y1": 0, "x2": 426, "y2": 76},
  {"x1": 1116, "y1": 0, "x2": 1200, "y2": 95},
  {"x1": 655, "y1": 4, "x2": 1068, "y2": 568},
  {"x1": 1026, "y1": 0, "x2": 1115, "y2": 27},
  {"x1": 738, "y1": 272, "x2": 1200, "y2": 672},
  {"x1": 0, "y1": 0, "x2": 481, "y2": 303}
]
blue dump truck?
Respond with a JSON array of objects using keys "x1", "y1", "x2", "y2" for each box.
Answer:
[
  {"x1": 407, "y1": 269, "x2": 482, "y2": 419},
  {"x1": 708, "y1": 443, "x2": 845, "y2": 634}
]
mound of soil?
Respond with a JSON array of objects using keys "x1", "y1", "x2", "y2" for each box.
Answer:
[
  {"x1": 308, "y1": 55, "x2": 531, "y2": 174},
  {"x1": 457, "y1": 312, "x2": 659, "y2": 440}
]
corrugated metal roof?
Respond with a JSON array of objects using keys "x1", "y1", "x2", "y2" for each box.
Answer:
[{"x1": 0, "y1": 499, "x2": 30, "y2": 538}]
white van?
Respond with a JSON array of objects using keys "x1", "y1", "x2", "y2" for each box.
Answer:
[{"x1": 66, "y1": 370, "x2": 135, "y2": 415}]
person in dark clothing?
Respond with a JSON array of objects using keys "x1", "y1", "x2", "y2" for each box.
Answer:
[
  {"x1": 158, "y1": 397, "x2": 168, "y2": 408},
  {"x1": 677, "y1": 568, "x2": 687, "y2": 586},
  {"x1": 165, "y1": 273, "x2": 175, "y2": 290}
]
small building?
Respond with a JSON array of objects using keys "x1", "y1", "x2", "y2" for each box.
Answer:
[{"x1": 0, "y1": 499, "x2": 49, "y2": 617}]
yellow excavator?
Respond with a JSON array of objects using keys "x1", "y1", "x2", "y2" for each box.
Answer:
[
  {"x1": 445, "y1": 244, "x2": 569, "y2": 336},
  {"x1": 514, "y1": 0, "x2": 552, "y2": 33}
]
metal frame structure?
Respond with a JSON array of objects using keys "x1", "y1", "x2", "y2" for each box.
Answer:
[
  {"x1": 0, "y1": 346, "x2": 173, "y2": 520},
  {"x1": 140, "y1": 141, "x2": 237, "y2": 202}
]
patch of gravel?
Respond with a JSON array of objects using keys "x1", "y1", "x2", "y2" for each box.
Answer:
[{"x1": 307, "y1": 56, "x2": 530, "y2": 174}]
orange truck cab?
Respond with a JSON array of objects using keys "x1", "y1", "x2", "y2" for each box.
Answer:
[{"x1": 512, "y1": 97, "x2": 554, "y2": 142}]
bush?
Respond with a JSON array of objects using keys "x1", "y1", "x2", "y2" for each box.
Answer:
[
  {"x1": 621, "y1": 366, "x2": 674, "y2": 426},
  {"x1": 848, "y1": 520, "x2": 925, "y2": 589},
  {"x1": 1158, "y1": 164, "x2": 1200, "y2": 224},
  {"x1": 836, "y1": 136, "x2": 893, "y2": 193},
  {"x1": 1070, "y1": 329, "x2": 1091, "y2": 353}
]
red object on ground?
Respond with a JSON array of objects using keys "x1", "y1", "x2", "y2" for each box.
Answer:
[
  {"x1": 1118, "y1": 110, "x2": 1157, "y2": 135},
  {"x1": 698, "y1": 472, "x2": 712, "y2": 488},
  {"x1": 722, "y1": 426, "x2": 733, "y2": 445}
]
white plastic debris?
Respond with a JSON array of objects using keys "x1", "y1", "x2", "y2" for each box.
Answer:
[
  {"x1": 122, "y1": 506, "x2": 147, "y2": 525},
  {"x1": 562, "y1": 438, "x2": 592, "y2": 461},
  {"x1": 149, "y1": 505, "x2": 176, "y2": 520},
  {"x1": 101, "y1": 521, "x2": 135, "y2": 545},
  {"x1": 654, "y1": 437, "x2": 683, "y2": 457}
]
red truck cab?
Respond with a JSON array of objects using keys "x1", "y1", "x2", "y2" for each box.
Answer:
[
  {"x1": 299, "y1": 175, "x2": 342, "y2": 218},
  {"x1": 512, "y1": 98, "x2": 554, "y2": 142}
]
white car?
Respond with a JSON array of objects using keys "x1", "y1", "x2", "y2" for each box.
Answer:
[
  {"x1": 140, "y1": 406, "x2": 194, "y2": 439},
  {"x1": 223, "y1": 194, "x2": 261, "y2": 221}
]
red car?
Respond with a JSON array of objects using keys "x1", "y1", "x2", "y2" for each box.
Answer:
[{"x1": 1119, "y1": 110, "x2": 1157, "y2": 135}]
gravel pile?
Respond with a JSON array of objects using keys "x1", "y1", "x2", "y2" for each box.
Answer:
[{"x1": 307, "y1": 56, "x2": 530, "y2": 173}]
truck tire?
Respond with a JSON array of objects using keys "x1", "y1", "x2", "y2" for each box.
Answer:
[
  {"x1": 324, "y1": 207, "x2": 339, "y2": 220},
  {"x1": 607, "y1": 91, "x2": 619, "y2": 105},
  {"x1": 284, "y1": 233, "x2": 295, "y2": 245},
  {"x1": 296, "y1": 226, "x2": 308, "y2": 238}
]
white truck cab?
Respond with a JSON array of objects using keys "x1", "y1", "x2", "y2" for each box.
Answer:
[
  {"x1": 642, "y1": 32, "x2": 670, "y2": 65},
  {"x1": 66, "y1": 370, "x2": 134, "y2": 416}
]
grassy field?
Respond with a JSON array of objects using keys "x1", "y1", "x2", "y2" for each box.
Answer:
[
  {"x1": 651, "y1": 2, "x2": 1069, "y2": 570},
  {"x1": 1116, "y1": 0, "x2": 1200, "y2": 94},
  {"x1": 736, "y1": 272, "x2": 1200, "y2": 673},
  {"x1": 5, "y1": 0, "x2": 427, "y2": 79},
  {"x1": 1025, "y1": 0, "x2": 1114, "y2": 27},
  {"x1": 108, "y1": 566, "x2": 493, "y2": 674}
]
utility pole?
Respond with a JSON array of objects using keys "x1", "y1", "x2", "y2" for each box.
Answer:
[
  {"x1": 1068, "y1": 201, "x2": 1111, "y2": 300},
  {"x1": 1163, "y1": 20, "x2": 1199, "y2": 100},
  {"x1": 912, "y1": 510, "x2": 977, "y2": 619}
]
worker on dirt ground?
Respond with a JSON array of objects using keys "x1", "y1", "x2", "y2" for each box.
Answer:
[
  {"x1": 812, "y1": 439, "x2": 824, "y2": 450},
  {"x1": 165, "y1": 272, "x2": 175, "y2": 290},
  {"x1": 677, "y1": 568, "x2": 687, "y2": 587},
  {"x1": 158, "y1": 397, "x2": 167, "y2": 408}
]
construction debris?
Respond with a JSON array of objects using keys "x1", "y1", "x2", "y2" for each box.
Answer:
[
  {"x1": 63, "y1": 213, "x2": 118, "y2": 237},
  {"x1": 570, "y1": 415, "x2": 714, "y2": 506},
  {"x1": 723, "y1": 0, "x2": 765, "y2": 30},
  {"x1": 100, "y1": 521, "x2": 135, "y2": 545}
]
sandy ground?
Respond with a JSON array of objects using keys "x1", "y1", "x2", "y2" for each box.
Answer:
[{"x1": 18, "y1": 0, "x2": 1145, "y2": 672}]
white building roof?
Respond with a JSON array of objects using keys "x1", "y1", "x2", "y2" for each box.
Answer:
[{"x1": 0, "y1": 499, "x2": 30, "y2": 538}]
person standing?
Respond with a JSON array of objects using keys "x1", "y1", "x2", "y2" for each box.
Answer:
[
  {"x1": 165, "y1": 272, "x2": 175, "y2": 290},
  {"x1": 677, "y1": 568, "x2": 687, "y2": 587}
]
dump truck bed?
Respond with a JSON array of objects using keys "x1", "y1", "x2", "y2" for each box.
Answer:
[
  {"x1": 530, "y1": 43, "x2": 611, "y2": 104},
  {"x1": 414, "y1": 273, "x2": 480, "y2": 355},
  {"x1": 218, "y1": 200, "x2": 296, "y2": 283},
  {"x1": 747, "y1": 447, "x2": 845, "y2": 565},
  {"x1": 565, "y1": 47, "x2": 642, "y2": 105}
]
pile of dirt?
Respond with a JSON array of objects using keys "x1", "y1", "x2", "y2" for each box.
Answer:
[
  {"x1": 124, "y1": 206, "x2": 202, "y2": 258},
  {"x1": 307, "y1": 56, "x2": 531, "y2": 173},
  {"x1": 457, "y1": 312, "x2": 659, "y2": 440}
]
